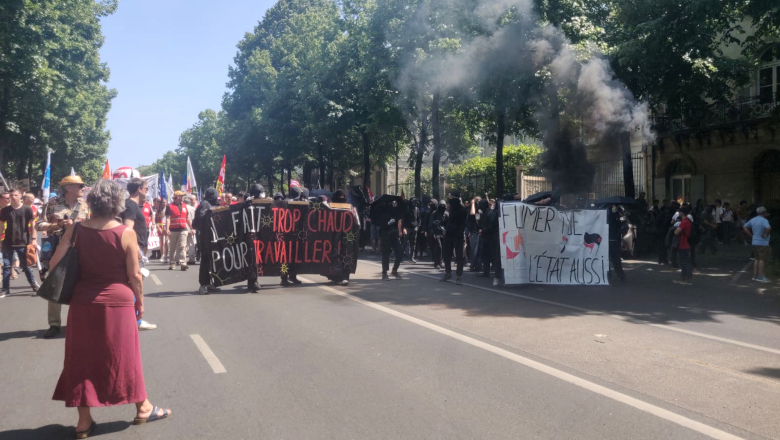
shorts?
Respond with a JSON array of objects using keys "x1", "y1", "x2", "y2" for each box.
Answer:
[
  {"x1": 753, "y1": 245, "x2": 771, "y2": 262},
  {"x1": 370, "y1": 225, "x2": 380, "y2": 240}
]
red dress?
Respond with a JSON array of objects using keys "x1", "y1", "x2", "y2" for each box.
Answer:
[{"x1": 53, "y1": 225, "x2": 147, "y2": 407}]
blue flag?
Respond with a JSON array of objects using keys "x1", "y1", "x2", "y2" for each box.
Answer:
[
  {"x1": 42, "y1": 151, "x2": 52, "y2": 203},
  {"x1": 181, "y1": 172, "x2": 187, "y2": 192},
  {"x1": 158, "y1": 170, "x2": 168, "y2": 201}
]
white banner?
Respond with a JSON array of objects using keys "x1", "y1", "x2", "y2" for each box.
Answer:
[
  {"x1": 114, "y1": 175, "x2": 159, "y2": 200},
  {"x1": 147, "y1": 223, "x2": 160, "y2": 251},
  {"x1": 498, "y1": 202, "x2": 609, "y2": 285}
]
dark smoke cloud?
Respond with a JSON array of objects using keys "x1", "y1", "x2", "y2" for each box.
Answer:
[{"x1": 390, "y1": 0, "x2": 652, "y2": 193}]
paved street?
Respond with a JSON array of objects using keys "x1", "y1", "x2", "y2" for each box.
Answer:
[{"x1": 1, "y1": 250, "x2": 779, "y2": 440}]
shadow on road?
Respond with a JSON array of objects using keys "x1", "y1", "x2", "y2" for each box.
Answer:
[
  {"x1": 0, "y1": 421, "x2": 130, "y2": 440},
  {"x1": 324, "y1": 253, "x2": 780, "y2": 328},
  {"x1": 744, "y1": 367, "x2": 780, "y2": 379}
]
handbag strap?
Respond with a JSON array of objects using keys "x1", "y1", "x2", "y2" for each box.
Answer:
[{"x1": 70, "y1": 223, "x2": 81, "y2": 247}]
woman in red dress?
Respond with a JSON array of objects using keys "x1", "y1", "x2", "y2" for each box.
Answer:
[{"x1": 50, "y1": 179, "x2": 171, "y2": 438}]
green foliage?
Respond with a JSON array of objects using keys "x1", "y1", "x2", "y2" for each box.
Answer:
[
  {"x1": 447, "y1": 144, "x2": 543, "y2": 199},
  {"x1": 0, "y1": 0, "x2": 116, "y2": 188}
]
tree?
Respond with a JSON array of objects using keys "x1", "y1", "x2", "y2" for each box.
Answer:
[{"x1": 0, "y1": 0, "x2": 117, "y2": 187}]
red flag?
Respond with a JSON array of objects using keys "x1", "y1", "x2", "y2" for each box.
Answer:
[
  {"x1": 365, "y1": 185, "x2": 374, "y2": 202},
  {"x1": 101, "y1": 159, "x2": 111, "y2": 180},
  {"x1": 290, "y1": 179, "x2": 300, "y2": 188},
  {"x1": 400, "y1": 189, "x2": 405, "y2": 199},
  {"x1": 216, "y1": 155, "x2": 226, "y2": 196}
]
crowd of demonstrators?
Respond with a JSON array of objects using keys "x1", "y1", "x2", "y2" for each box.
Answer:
[
  {"x1": 440, "y1": 191, "x2": 467, "y2": 285},
  {"x1": 50, "y1": 179, "x2": 170, "y2": 437}
]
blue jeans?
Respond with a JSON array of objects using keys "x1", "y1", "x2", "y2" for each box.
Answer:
[
  {"x1": 2, "y1": 245, "x2": 36, "y2": 289},
  {"x1": 678, "y1": 248, "x2": 692, "y2": 280}
]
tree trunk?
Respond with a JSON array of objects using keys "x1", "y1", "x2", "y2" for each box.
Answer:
[
  {"x1": 267, "y1": 174, "x2": 274, "y2": 195},
  {"x1": 414, "y1": 109, "x2": 429, "y2": 198},
  {"x1": 287, "y1": 163, "x2": 291, "y2": 193},
  {"x1": 395, "y1": 137, "x2": 400, "y2": 196},
  {"x1": 431, "y1": 92, "x2": 441, "y2": 200},
  {"x1": 328, "y1": 155, "x2": 334, "y2": 190},
  {"x1": 362, "y1": 131, "x2": 371, "y2": 193},
  {"x1": 495, "y1": 110, "x2": 506, "y2": 198},
  {"x1": 318, "y1": 143, "x2": 325, "y2": 189},
  {"x1": 620, "y1": 131, "x2": 635, "y2": 198}
]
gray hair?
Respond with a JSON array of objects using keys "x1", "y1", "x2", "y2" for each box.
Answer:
[{"x1": 87, "y1": 179, "x2": 126, "y2": 218}]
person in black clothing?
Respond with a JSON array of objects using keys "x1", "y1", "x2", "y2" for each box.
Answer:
[
  {"x1": 440, "y1": 192, "x2": 468, "y2": 284},
  {"x1": 656, "y1": 205, "x2": 672, "y2": 264},
  {"x1": 428, "y1": 200, "x2": 445, "y2": 269},
  {"x1": 404, "y1": 198, "x2": 421, "y2": 263},
  {"x1": 195, "y1": 188, "x2": 221, "y2": 295},
  {"x1": 243, "y1": 183, "x2": 266, "y2": 293},
  {"x1": 380, "y1": 200, "x2": 404, "y2": 280},
  {"x1": 476, "y1": 199, "x2": 499, "y2": 278},
  {"x1": 1, "y1": 189, "x2": 39, "y2": 296},
  {"x1": 281, "y1": 188, "x2": 303, "y2": 287},
  {"x1": 608, "y1": 205, "x2": 625, "y2": 282}
]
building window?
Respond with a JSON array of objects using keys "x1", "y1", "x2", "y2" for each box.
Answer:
[{"x1": 758, "y1": 45, "x2": 780, "y2": 103}]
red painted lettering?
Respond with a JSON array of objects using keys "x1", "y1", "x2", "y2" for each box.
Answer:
[
  {"x1": 342, "y1": 211, "x2": 353, "y2": 233},
  {"x1": 265, "y1": 241, "x2": 274, "y2": 263},
  {"x1": 255, "y1": 240, "x2": 264, "y2": 264},
  {"x1": 318, "y1": 210, "x2": 327, "y2": 232},
  {"x1": 307, "y1": 210, "x2": 317, "y2": 232},
  {"x1": 295, "y1": 241, "x2": 302, "y2": 263},
  {"x1": 293, "y1": 209, "x2": 301, "y2": 228},
  {"x1": 312, "y1": 240, "x2": 322, "y2": 263},
  {"x1": 304, "y1": 241, "x2": 311, "y2": 263},
  {"x1": 322, "y1": 240, "x2": 332, "y2": 263}
]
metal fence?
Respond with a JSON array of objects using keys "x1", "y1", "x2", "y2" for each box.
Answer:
[
  {"x1": 521, "y1": 176, "x2": 552, "y2": 199},
  {"x1": 590, "y1": 153, "x2": 646, "y2": 199},
  {"x1": 652, "y1": 95, "x2": 779, "y2": 133}
]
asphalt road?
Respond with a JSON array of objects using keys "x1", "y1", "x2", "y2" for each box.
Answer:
[{"x1": 1, "y1": 250, "x2": 779, "y2": 440}]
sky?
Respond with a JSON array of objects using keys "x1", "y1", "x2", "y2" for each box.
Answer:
[{"x1": 100, "y1": 0, "x2": 273, "y2": 170}]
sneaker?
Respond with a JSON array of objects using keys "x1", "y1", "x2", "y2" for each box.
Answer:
[
  {"x1": 138, "y1": 320, "x2": 157, "y2": 331},
  {"x1": 281, "y1": 278, "x2": 292, "y2": 287},
  {"x1": 755, "y1": 276, "x2": 771, "y2": 283},
  {"x1": 180, "y1": 265, "x2": 189, "y2": 271},
  {"x1": 162, "y1": 256, "x2": 169, "y2": 263},
  {"x1": 30, "y1": 282, "x2": 40, "y2": 293},
  {"x1": 198, "y1": 286, "x2": 210, "y2": 295},
  {"x1": 410, "y1": 259, "x2": 417, "y2": 264},
  {"x1": 751, "y1": 276, "x2": 758, "y2": 281},
  {"x1": 0, "y1": 289, "x2": 8, "y2": 298},
  {"x1": 492, "y1": 278, "x2": 501, "y2": 287},
  {"x1": 382, "y1": 273, "x2": 390, "y2": 281},
  {"x1": 248, "y1": 282, "x2": 261, "y2": 293},
  {"x1": 456, "y1": 277, "x2": 462, "y2": 285},
  {"x1": 43, "y1": 325, "x2": 60, "y2": 339},
  {"x1": 337, "y1": 280, "x2": 350, "y2": 286},
  {"x1": 439, "y1": 273, "x2": 451, "y2": 282},
  {"x1": 391, "y1": 271, "x2": 402, "y2": 280},
  {"x1": 434, "y1": 265, "x2": 442, "y2": 270},
  {"x1": 168, "y1": 265, "x2": 175, "y2": 270}
]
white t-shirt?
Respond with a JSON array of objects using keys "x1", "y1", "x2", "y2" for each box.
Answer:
[
  {"x1": 671, "y1": 213, "x2": 694, "y2": 224},
  {"x1": 721, "y1": 209, "x2": 734, "y2": 222},
  {"x1": 713, "y1": 206, "x2": 724, "y2": 224}
]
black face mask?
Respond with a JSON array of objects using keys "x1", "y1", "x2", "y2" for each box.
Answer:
[{"x1": 438, "y1": 205, "x2": 446, "y2": 212}]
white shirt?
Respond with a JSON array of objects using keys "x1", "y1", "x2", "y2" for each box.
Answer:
[
  {"x1": 713, "y1": 206, "x2": 723, "y2": 224},
  {"x1": 671, "y1": 213, "x2": 694, "y2": 224},
  {"x1": 721, "y1": 209, "x2": 733, "y2": 222}
]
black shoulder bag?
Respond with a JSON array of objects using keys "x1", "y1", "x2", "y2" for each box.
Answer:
[{"x1": 37, "y1": 223, "x2": 81, "y2": 304}]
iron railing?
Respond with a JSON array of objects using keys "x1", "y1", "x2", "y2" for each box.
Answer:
[
  {"x1": 589, "y1": 153, "x2": 646, "y2": 200},
  {"x1": 652, "y1": 96, "x2": 779, "y2": 133}
]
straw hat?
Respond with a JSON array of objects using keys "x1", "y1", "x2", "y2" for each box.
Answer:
[
  {"x1": 173, "y1": 190, "x2": 186, "y2": 197},
  {"x1": 59, "y1": 175, "x2": 85, "y2": 186}
]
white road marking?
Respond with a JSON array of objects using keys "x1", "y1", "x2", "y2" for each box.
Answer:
[
  {"x1": 150, "y1": 274, "x2": 162, "y2": 286},
  {"x1": 301, "y1": 276, "x2": 745, "y2": 440},
  {"x1": 362, "y1": 261, "x2": 780, "y2": 357},
  {"x1": 190, "y1": 334, "x2": 227, "y2": 374},
  {"x1": 729, "y1": 261, "x2": 754, "y2": 286}
]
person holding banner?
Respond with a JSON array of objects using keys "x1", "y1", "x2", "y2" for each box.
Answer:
[
  {"x1": 280, "y1": 188, "x2": 303, "y2": 287},
  {"x1": 440, "y1": 192, "x2": 468, "y2": 285},
  {"x1": 195, "y1": 188, "x2": 221, "y2": 295},
  {"x1": 608, "y1": 205, "x2": 626, "y2": 282}
]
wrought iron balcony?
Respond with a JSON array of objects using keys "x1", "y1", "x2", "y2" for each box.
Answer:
[{"x1": 651, "y1": 96, "x2": 779, "y2": 134}]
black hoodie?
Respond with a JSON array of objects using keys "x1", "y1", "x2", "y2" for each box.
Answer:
[
  {"x1": 194, "y1": 188, "x2": 219, "y2": 231},
  {"x1": 444, "y1": 198, "x2": 467, "y2": 239}
]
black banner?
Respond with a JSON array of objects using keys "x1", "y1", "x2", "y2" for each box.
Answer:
[{"x1": 204, "y1": 200, "x2": 359, "y2": 286}]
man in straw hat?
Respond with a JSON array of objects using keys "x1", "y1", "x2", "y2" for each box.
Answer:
[{"x1": 35, "y1": 175, "x2": 90, "y2": 338}]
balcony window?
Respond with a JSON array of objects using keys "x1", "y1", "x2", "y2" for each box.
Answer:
[{"x1": 758, "y1": 45, "x2": 780, "y2": 104}]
